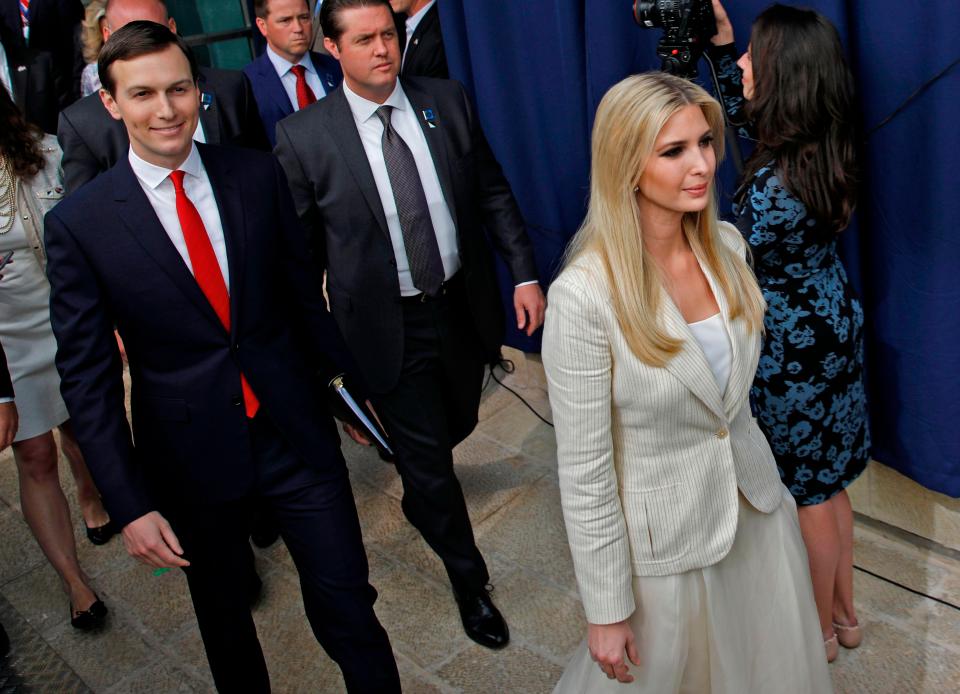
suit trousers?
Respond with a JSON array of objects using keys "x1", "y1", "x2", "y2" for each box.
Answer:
[
  {"x1": 166, "y1": 412, "x2": 400, "y2": 693},
  {"x1": 372, "y1": 278, "x2": 489, "y2": 594}
]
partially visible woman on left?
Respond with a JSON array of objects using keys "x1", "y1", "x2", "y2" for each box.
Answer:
[{"x1": 0, "y1": 87, "x2": 113, "y2": 630}]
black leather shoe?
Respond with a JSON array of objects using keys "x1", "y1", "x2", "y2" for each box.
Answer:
[
  {"x1": 85, "y1": 521, "x2": 117, "y2": 546},
  {"x1": 0, "y1": 619, "x2": 9, "y2": 657},
  {"x1": 70, "y1": 597, "x2": 107, "y2": 631},
  {"x1": 454, "y1": 586, "x2": 509, "y2": 650}
]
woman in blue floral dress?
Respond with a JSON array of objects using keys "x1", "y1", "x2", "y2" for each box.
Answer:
[{"x1": 709, "y1": 2, "x2": 870, "y2": 663}]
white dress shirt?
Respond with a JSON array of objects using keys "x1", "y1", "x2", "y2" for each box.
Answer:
[
  {"x1": 402, "y1": 0, "x2": 437, "y2": 69},
  {"x1": 266, "y1": 44, "x2": 326, "y2": 110},
  {"x1": 128, "y1": 144, "x2": 230, "y2": 289},
  {"x1": 342, "y1": 79, "x2": 458, "y2": 296}
]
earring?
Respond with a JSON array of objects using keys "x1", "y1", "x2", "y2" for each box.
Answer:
[{"x1": 633, "y1": 186, "x2": 639, "y2": 193}]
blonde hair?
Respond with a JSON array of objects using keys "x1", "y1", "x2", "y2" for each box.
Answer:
[
  {"x1": 82, "y1": 0, "x2": 108, "y2": 64},
  {"x1": 564, "y1": 72, "x2": 765, "y2": 367}
]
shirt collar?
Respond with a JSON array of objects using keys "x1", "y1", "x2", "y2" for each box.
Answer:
[
  {"x1": 406, "y1": 0, "x2": 436, "y2": 35},
  {"x1": 128, "y1": 141, "x2": 203, "y2": 190},
  {"x1": 342, "y1": 78, "x2": 407, "y2": 125},
  {"x1": 266, "y1": 44, "x2": 315, "y2": 78}
]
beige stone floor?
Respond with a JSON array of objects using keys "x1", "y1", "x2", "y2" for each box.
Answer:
[{"x1": 0, "y1": 355, "x2": 958, "y2": 693}]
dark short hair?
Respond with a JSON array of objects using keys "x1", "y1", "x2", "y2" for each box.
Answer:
[
  {"x1": 254, "y1": 0, "x2": 309, "y2": 19},
  {"x1": 319, "y1": 0, "x2": 392, "y2": 44},
  {"x1": 98, "y1": 20, "x2": 198, "y2": 95}
]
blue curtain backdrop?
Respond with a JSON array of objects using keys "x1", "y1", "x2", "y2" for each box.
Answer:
[{"x1": 439, "y1": 1, "x2": 960, "y2": 496}]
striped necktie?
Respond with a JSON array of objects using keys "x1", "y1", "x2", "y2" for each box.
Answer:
[{"x1": 19, "y1": 0, "x2": 30, "y2": 41}]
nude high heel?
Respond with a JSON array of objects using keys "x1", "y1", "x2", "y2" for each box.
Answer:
[
  {"x1": 833, "y1": 621, "x2": 862, "y2": 649},
  {"x1": 824, "y1": 633, "x2": 839, "y2": 663}
]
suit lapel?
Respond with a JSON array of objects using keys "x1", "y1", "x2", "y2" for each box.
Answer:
[
  {"x1": 699, "y1": 258, "x2": 751, "y2": 420},
  {"x1": 110, "y1": 159, "x2": 222, "y2": 330},
  {"x1": 401, "y1": 79, "x2": 459, "y2": 230},
  {"x1": 260, "y1": 52, "x2": 294, "y2": 119},
  {"x1": 325, "y1": 88, "x2": 390, "y2": 238},
  {"x1": 660, "y1": 295, "x2": 726, "y2": 421},
  {"x1": 197, "y1": 71, "x2": 222, "y2": 144}
]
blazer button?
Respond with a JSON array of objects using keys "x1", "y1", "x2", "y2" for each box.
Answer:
[
  {"x1": 715, "y1": 428, "x2": 729, "y2": 439},
  {"x1": 231, "y1": 395, "x2": 243, "y2": 406}
]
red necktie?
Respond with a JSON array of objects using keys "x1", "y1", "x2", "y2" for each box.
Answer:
[
  {"x1": 290, "y1": 65, "x2": 316, "y2": 110},
  {"x1": 169, "y1": 170, "x2": 259, "y2": 418}
]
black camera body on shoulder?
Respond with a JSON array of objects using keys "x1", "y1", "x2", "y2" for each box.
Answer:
[{"x1": 634, "y1": 0, "x2": 717, "y2": 78}]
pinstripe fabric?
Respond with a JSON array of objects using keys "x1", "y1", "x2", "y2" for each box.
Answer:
[{"x1": 543, "y1": 222, "x2": 785, "y2": 625}]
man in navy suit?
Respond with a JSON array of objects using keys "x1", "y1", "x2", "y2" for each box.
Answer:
[
  {"x1": 244, "y1": 0, "x2": 342, "y2": 146},
  {"x1": 45, "y1": 21, "x2": 399, "y2": 692}
]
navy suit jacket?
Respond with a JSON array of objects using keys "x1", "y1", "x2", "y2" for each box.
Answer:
[
  {"x1": 45, "y1": 144, "x2": 356, "y2": 527},
  {"x1": 243, "y1": 50, "x2": 342, "y2": 146}
]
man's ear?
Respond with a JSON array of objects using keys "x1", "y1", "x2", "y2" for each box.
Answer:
[
  {"x1": 255, "y1": 17, "x2": 269, "y2": 38},
  {"x1": 323, "y1": 36, "x2": 341, "y2": 60},
  {"x1": 168, "y1": 17, "x2": 178, "y2": 34},
  {"x1": 99, "y1": 87, "x2": 124, "y2": 122}
]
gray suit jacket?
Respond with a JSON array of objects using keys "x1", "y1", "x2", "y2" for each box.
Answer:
[{"x1": 275, "y1": 77, "x2": 538, "y2": 394}]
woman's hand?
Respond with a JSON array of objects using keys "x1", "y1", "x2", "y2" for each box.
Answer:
[
  {"x1": 588, "y1": 620, "x2": 641, "y2": 683},
  {"x1": 711, "y1": 0, "x2": 735, "y2": 45}
]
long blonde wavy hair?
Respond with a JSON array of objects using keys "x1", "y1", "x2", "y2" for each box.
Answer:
[{"x1": 564, "y1": 72, "x2": 765, "y2": 367}]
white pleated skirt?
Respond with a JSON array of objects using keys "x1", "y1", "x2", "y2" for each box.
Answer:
[{"x1": 555, "y1": 488, "x2": 832, "y2": 694}]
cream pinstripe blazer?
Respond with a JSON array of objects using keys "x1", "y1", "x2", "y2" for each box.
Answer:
[{"x1": 542, "y1": 223, "x2": 785, "y2": 625}]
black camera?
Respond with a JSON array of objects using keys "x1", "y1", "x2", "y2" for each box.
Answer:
[{"x1": 634, "y1": 0, "x2": 717, "y2": 78}]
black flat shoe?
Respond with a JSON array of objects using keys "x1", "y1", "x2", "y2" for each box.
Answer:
[
  {"x1": 454, "y1": 585, "x2": 509, "y2": 650},
  {"x1": 70, "y1": 597, "x2": 107, "y2": 631},
  {"x1": 85, "y1": 521, "x2": 117, "y2": 546}
]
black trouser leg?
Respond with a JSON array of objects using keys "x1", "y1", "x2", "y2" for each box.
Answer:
[
  {"x1": 172, "y1": 501, "x2": 270, "y2": 694},
  {"x1": 373, "y1": 292, "x2": 489, "y2": 593},
  {"x1": 251, "y1": 415, "x2": 400, "y2": 693}
]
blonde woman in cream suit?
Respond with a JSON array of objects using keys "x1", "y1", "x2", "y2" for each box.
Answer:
[{"x1": 543, "y1": 73, "x2": 832, "y2": 693}]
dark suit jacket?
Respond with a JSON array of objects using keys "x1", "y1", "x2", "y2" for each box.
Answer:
[
  {"x1": 45, "y1": 144, "x2": 355, "y2": 528},
  {"x1": 243, "y1": 49, "x2": 342, "y2": 147},
  {"x1": 400, "y1": 4, "x2": 448, "y2": 79},
  {"x1": 0, "y1": 0, "x2": 84, "y2": 107},
  {"x1": 275, "y1": 77, "x2": 537, "y2": 394},
  {"x1": 0, "y1": 342, "x2": 12, "y2": 398},
  {"x1": 1, "y1": 24, "x2": 58, "y2": 133},
  {"x1": 57, "y1": 68, "x2": 270, "y2": 193}
]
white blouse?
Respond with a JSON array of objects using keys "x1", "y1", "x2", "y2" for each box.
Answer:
[{"x1": 687, "y1": 313, "x2": 732, "y2": 394}]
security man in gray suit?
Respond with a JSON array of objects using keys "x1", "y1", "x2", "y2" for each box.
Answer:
[{"x1": 275, "y1": 0, "x2": 545, "y2": 651}]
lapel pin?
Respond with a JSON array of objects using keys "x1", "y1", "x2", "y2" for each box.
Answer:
[
  {"x1": 16, "y1": 65, "x2": 26, "y2": 72},
  {"x1": 422, "y1": 108, "x2": 437, "y2": 128},
  {"x1": 200, "y1": 92, "x2": 214, "y2": 111}
]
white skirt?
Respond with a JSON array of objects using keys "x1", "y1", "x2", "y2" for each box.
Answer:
[{"x1": 555, "y1": 488, "x2": 832, "y2": 694}]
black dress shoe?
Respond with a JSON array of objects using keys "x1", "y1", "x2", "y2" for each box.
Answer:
[
  {"x1": 85, "y1": 521, "x2": 117, "y2": 546},
  {"x1": 70, "y1": 597, "x2": 107, "y2": 631},
  {"x1": 0, "y1": 619, "x2": 9, "y2": 657},
  {"x1": 454, "y1": 586, "x2": 509, "y2": 650}
]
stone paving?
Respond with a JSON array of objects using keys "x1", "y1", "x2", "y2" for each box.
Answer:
[{"x1": 0, "y1": 351, "x2": 958, "y2": 692}]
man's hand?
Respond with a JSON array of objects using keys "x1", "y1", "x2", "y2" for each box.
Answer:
[
  {"x1": 588, "y1": 620, "x2": 641, "y2": 683},
  {"x1": 0, "y1": 402, "x2": 18, "y2": 451},
  {"x1": 711, "y1": 0, "x2": 735, "y2": 45},
  {"x1": 122, "y1": 511, "x2": 190, "y2": 569},
  {"x1": 513, "y1": 283, "x2": 546, "y2": 336}
]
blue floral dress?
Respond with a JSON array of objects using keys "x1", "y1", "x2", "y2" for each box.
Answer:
[{"x1": 710, "y1": 44, "x2": 870, "y2": 505}]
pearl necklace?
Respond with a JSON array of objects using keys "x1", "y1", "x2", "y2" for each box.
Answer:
[{"x1": 0, "y1": 153, "x2": 17, "y2": 235}]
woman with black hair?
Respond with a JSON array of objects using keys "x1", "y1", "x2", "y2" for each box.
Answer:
[
  {"x1": 710, "y1": 1, "x2": 870, "y2": 663},
  {"x1": 0, "y1": 87, "x2": 112, "y2": 630}
]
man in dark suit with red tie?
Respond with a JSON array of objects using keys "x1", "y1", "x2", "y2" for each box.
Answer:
[
  {"x1": 244, "y1": 0, "x2": 342, "y2": 146},
  {"x1": 45, "y1": 21, "x2": 399, "y2": 692}
]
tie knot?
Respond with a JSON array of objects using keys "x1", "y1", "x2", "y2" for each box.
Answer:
[
  {"x1": 169, "y1": 170, "x2": 186, "y2": 192},
  {"x1": 290, "y1": 64, "x2": 306, "y2": 79},
  {"x1": 375, "y1": 105, "x2": 394, "y2": 129}
]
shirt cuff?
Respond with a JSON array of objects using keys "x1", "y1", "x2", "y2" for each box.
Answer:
[
  {"x1": 515, "y1": 280, "x2": 539, "y2": 288},
  {"x1": 0, "y1": 397, "x2": 13, "y2": 404}
]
